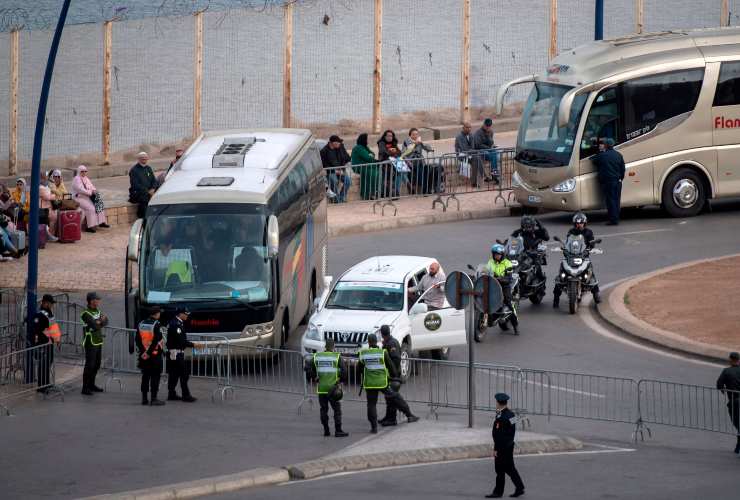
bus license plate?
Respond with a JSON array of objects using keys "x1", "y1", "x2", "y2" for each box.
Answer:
[
  {"x1": 528, "y1": 195, "x2": 542, "y2": 203},
  {"x1": 335, "y1": 346, "x2": 359, "y2": 354},
  {"x1": 193, "y1": 347, "x2": 218, "y2": 356}
]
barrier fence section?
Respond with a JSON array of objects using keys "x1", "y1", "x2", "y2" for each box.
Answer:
[
  {"x1": 0, "y1": 342, "x2": 61, "y2": 415},
  {"x1": 327, "y1": 148, "x2": 516, "y2": 215}
]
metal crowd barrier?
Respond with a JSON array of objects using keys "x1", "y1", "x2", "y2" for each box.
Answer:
[
  {"x1": 325, "y1": 148, "x2": 516, "y2": 215},
  {"x1": 636, "y1": 380, "x2": 740, "y2": 439},
  {"x1": 0, "y1": 342, "x2": 63, "y2": 415},
  {"x1": 0, "y1": 288, "x2": 24, "y2": 326}
]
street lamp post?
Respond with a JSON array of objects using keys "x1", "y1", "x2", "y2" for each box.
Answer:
[
  {"x1": 25, "y1": 0, "x2": 73, "y2": 382},
  {"x1": 595, "y1": 0, "x2": 604, "y2": 40}
]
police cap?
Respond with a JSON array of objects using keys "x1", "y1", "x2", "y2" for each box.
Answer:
[
  {"x1": 730, "y1": 352, "x2": 739, "y2": 361},
  {"x1": 86, "y1": 291, "x2": 101, "y2": 303},
  {"x1": 176, "y1": 306, "x2": 191, "y2": 315},
  {"x1": 380, "y1": 325, "x2": 391, "y2": 337},
  {"x1": 367, "y1": 333, "x2": 378, "y2": 345},
  {"x1": 494, "y1": 393, "x2": 510, "y2": 404},
  {"x1": 41, "y1": 294, "x2": 56, "y2": 304}
]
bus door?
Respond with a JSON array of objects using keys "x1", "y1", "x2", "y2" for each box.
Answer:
[{"x1": 712, "y1": 61, "x2": 740, "y2": 197}]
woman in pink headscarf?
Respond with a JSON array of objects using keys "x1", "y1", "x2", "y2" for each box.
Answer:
[{"x1": 72, "y1": 165, "x2": 109, "y2": 233}]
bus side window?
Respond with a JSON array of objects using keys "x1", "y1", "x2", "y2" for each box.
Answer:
[
  {"x1": 713, "y1": 61, "x2": 740, "y2": 107},
  {"x1": 580, "y1": 87, "x2": 619, "y2": 158}
]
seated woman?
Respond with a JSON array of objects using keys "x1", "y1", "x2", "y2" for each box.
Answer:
[
  {"x1": 10, "y1": 178, "x2": 29, "y2": 228},
  {"x1": 39, "y1": 171, "x2": 58, "y2": 241},
  {"x1": 72, "y1": 165, "x2": 109, "y2": 233}
]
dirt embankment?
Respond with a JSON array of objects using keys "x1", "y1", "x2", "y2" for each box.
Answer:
[{"x1": 626, "y1": 256, "x2": 740, "y2": 349}]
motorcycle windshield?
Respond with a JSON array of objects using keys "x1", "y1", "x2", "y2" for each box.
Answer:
[
  {"x1": 565, "y1": 235, "x2": 586, "y2": 256},
  {"x1": 506, "y1": 237, "x2": 524, "y2": 258}
]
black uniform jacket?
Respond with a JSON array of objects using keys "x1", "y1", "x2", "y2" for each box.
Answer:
[
  {"x1": 166, "y1": 317, "x2": 194, "y2": 351},
  {"x1": 716, "y1": 366, "x2": 740, "y2": 395},
  {"x1": 135, "y1": 318, "x2": 165, "y2": 359},
  {"x1": 593, "y1": 149, "x2": 626, "y2": 183},
  {"x1": 567, "y1": 227, "x2": 596, "y2": 249},
  {"x1": 492, "y1": 408, "x2": 518, "y2": 451}
]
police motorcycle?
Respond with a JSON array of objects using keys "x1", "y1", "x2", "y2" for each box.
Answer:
[
  {"x1": 466, "y1": 248, "x2": 520, "y2": 342},
  {"x1": 504, "y1": 236, "x2": 548, "y2": 305},
  {"x1": 552, "y1": 234, "x2": 603, "y2": 314}
]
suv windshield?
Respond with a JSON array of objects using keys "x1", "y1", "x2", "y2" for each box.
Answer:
[
  {"x1": 142, "y1": 204, "x2": 271, "y2": 304},
  {"x1": 517, "y1": 82, "x2": 587, "y2": 167},
  {"x1": 326, "y1": 281, "x2": 404, "y2": 311}
]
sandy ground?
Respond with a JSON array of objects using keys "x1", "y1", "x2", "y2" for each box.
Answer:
[{"x1": 626, "y1": 256, "x2": 740, "y2": 349}]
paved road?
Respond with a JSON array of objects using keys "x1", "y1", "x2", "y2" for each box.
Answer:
[{"x1": 212, "y1": 443, "x2": 740, "y2": 500}]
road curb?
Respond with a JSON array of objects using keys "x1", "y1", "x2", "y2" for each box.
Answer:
[
  {"x1": 328, "y1": 205, "x2": 516, "y2": 237},
  {"x1": 77, "y1": 467, "x2": 289, "y2": 500},
  {"x1": 596, "y1": 253, "x2": 740, "y2": 364},
  {"x1": 286, "y1": 436, "x2": 583, "y2": 480}
]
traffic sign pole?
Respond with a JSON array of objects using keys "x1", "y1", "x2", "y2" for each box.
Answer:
[{"x1": 466, "y1": 294, "x2": 475, "y2": 428}]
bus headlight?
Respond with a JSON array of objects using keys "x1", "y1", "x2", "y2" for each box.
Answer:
[
  {"x1": 511, "y1": 171, "x2": 522, "y2": 188},
  {"x1": 306, "y1": 323, "x2": 321, "y2": 341},
  {"x1": 552, "y1": 178, "x2": 576, "y2": 193},
  {"x1": 242, "y1": 322, "x2": 274, "y2": 338}
]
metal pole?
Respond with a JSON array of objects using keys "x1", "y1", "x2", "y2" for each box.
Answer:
[
  {"x1": 25, "y1": 0, "x2": 72, "y2": 382},
  {"x1": 467, "y1": 297, "x2": 475, "y2": 428},
  {"x1": 595, "y1": 0, "x2": 604, "y2": 40}
]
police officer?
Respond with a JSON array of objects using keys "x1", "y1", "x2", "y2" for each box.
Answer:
[
  {"x1": 359, "y1": 333, "x2": 419, "y2": 434},
  {"x1": 553, "y1": 212, "x2": 600, "y2": 307},
  {"x1": 136, "y1": 306, "x2": 166, "y2": 406},
  {"x1": 593, "y1": 138, "x2": 625, "y2": 226},
  {"x1": 486, "y1": 393, "x2": 525, "y2": 498},
  {"x1": 166, "y1": 307, "x2": 198, "y2": 402},
  {"x1": 716, "y1": 351, "x2": 740, "y2": 454},
  {"x1": 305, "y1": 338, "x2": 349, "y2": 437},
  {"x1": 81, "y1": 291, "x2": 108, "y2": 396},
  {"x1": 32, "y1": 294, "x2": 61, "y2": 393},
  {"x1": 379, "y1": 325, "x2": 404, "y2": 427},
  {"x1": 487, "y1": 244, "x2": 517, "y2": 331}
]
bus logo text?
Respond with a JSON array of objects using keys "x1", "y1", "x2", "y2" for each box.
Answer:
[{"x1": 714, "y1": 116, "x2": 740, "y2": 129}]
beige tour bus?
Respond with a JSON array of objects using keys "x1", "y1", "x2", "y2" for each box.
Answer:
[{"x1": 496, "y1": 27, "x2": 740, "y2": 217}]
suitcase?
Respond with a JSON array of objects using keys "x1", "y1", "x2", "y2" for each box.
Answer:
[
  {"x1": 8, "y1": 229, "x2": 25, "y2": 253},
  {"x1": 37, "y1": 224, "x2": 48, "y2": 249},
  {"x1": 58, "y1": 210, "x2": 81, "y2": 243}
]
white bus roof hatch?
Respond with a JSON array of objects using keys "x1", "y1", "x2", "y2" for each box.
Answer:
[{"x1": 212, "y1": 137, "x2": 265, "y2": 169}]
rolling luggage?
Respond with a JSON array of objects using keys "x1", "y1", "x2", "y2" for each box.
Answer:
[
  {"x1": 8, "y1": 229, "x2": 25, "y2": 253},
  {"x1": 58, "y1": 210, "x2": 81, "y2": 243},
  {"x1": 37, "y1": 224, "x2": 48, "y2": 249}
]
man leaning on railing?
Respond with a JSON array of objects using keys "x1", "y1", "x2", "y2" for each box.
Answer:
[{"x1": 716, "y1": 351, "x2": 740, "y2": 455}]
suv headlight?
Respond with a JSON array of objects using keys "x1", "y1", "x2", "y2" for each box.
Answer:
[
  {"x1": 306, "y1": 323, "x2": 321, "y2": 341},
  {"x1": 552, "y1": 178, "x2": 576, "y2": 193}
]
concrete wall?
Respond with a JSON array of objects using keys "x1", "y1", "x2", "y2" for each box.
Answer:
[{"x1": 644, "y1": 0, "x2": 722, "y2": 32}]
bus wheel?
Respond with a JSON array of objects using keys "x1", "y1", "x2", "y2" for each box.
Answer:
[{"x1": 662, "y1": 168, "x2": 705, "y2": 218}]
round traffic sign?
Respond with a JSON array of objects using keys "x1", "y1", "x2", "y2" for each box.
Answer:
[
  {"x1": 474, "y1": 274, "x2": 503, "y2": 314},
  {"x1": 445, "y1": 271, "x2": 474, "y2": 310}
]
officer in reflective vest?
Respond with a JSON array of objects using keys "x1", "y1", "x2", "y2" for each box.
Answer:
[
  {"x1": 305, "y1": 338, "x2": 349, "y2": 437},
  {"x1": 80, "y1": 291, "x2": 109, "y2": 396},
  {"x1": 136, "y1": 306, "x2": 166, "y2": 406},
  {"x1": 486, "y1": 393, "x2": 525, "y2": 498},
  {"x1": 358, "y1": 333, "x2": 419, "y2": 434},
  {"x1": 31, "y1": 294, "x2": 60, "y2": 392}
]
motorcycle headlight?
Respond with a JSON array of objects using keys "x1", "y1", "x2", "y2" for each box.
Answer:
[
  {"x1": 552, "y1": 178, "x2": 576, "y2": 193},
  {"x1": 572, "y1": 258, "x2": 583, "y2": 265},
  {"x1": 306, "y1": 324, "x2": 321, "y2": 341},
  {"x1": 510, "y1": 260, "x2": 519, "y2": 266}
]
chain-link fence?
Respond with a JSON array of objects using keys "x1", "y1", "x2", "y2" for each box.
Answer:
[{"x1": 1, "y1": 0, "x2": 735, "y2": 174}]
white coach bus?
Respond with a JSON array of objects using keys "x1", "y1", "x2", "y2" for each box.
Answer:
[
  {"x1": 125, "y1": 129, "x2": 328, "y2": 348},
  {"x1": 496, "y1": 27, "x2": 740, "y2": 217}
]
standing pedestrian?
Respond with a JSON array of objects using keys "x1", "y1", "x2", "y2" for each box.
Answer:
[
  {"x1": 359, "y1": 333, "x2": 419, "y2": 434},
  {"x1": 80, "y1": 292, "x2": 108, "y2": 395},
  {"x1": 473, "y1": 118, "x2": 497, "y2": 185},
  {"x1": 166, "y1": 307, "x2": 199, "y2": 402},
  {"x1": 128, "y1": 152, "x2": 159, "y2": 219},
  {"x1": 486, "y1": 393, "x2": 525, "y2": 498},
  {"x1": 379, "y1": 325, "x2": 404, "y2": 427},
  {"x1": 305, "y1": 338, "x2": 349, "y2": 437},
  {"x1": 593, "y1": 138, "x2": 625, "y2": 226},
  {"x1": 136, "y1": 306, "x2": 166, "y2": 406},
  {"x1": 716, "y1": 351, "x2": 740, "y2": 454},
  {"x1": 32, "y1": 294, "x2": 61, "y2": 393}
]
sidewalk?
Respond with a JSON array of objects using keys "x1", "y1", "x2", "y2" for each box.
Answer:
[
  {"x1": 1, "y1": 371, "x2": 580, "y2": 500},
  {"x1": 597, "y1": 254, "x2": 740, "y2": 363}
]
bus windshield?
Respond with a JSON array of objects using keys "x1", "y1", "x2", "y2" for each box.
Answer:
[
  {"x1": 517, "y1": 82, "x2": 588, "y2": 167},
  {"x1": 142, "y1": 204, "x2": 271, "y2": 304}
]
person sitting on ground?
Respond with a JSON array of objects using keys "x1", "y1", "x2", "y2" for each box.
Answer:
[
  {"x1": 0, "y1": 214, "x2": 21, "y2": 260},
  {"x1": 72, "y1": 165, "x2": 109, "y2": 234},
  {"x1": 49, "y1": 170, "x2": 69, "y2": 200},
  {"x1": 10, "y1": 178, "x2": 29, "y2": 226},
  {"x1": 38, "y1": 171, "x2": 59, "y2": 242},
  {"x1": 351, "y1": 133, "x2": 378, "y2": 201},
  {"x1": 129, "y1": 152, "x2": 159, "y2": 219},
  {"x1": 1, "y1": 183, "x2": 16, "y2": 218},
  {"x1": 320, "y1": 135, "x2": 352, "y2": 203}
]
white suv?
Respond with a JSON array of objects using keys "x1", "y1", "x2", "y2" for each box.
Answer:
[{"x1": 301, "y1": 256, "x2": 466, "y2": 377}]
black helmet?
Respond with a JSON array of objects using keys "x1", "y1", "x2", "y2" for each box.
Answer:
[
  {"x1": 328, "y1": 383, "x2": 343, "y2": 402},
  {"x1": 573, "y1": 212, "x2": 587, "y2": 225},
  {"x1": 521, "y1": 215, "x2": 535, "y2": 232}
]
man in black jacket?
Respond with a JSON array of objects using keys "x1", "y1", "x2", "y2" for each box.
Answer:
[
  {"x1": 320, "y1": 136, "x2": 351, "y2": 203},
  {"x1": 166, "y1": 307, "x2": 201, "y2": 402},
  {"x1": 128, "y1": 152, "x2": 159, "y2": 219},
  {"x1": 486, "y1": 393, "x2": 525, "y2": 498},
  {"x1": 716, "y1": 352, "x2": 740, "y2": 454},
  {"x1": 593, "y1": 138, "x2": 625, "y2": 225},
  {"x1": 379, "y1": 325, "x2": 404, "y2": 426},
  {"x1": 136, "y1": 306, "x2": 166, "y2": 406}
]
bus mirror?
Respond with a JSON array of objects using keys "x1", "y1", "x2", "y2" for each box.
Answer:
[
  {"x1": 495, "y1": 75, "x2": 537, "y2": 115},
  {"x1": 267, "y1": 215, "x2": 279, "y2": 258},
  {"x1": 127, "y1": 219, "x2": 143, "y2": 262}
]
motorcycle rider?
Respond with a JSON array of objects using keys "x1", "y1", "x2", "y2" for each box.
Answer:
[
  {"x1": 553, "y1": 212, "x2": 601, "y2": 307},
  {"x1": 511, "y1": 215, "x2": 549, "y2": 279},
  {"x1": 486, "y1": 244, "x2": 516, "y2": 316}
]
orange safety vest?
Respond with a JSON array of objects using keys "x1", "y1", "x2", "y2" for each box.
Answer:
[
  {"x1": 138, "y1": 319, "x2": 162, "y2": 355},
  {"x1": 44, "y1": 322, "x2": 62, "y2": 343}
]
